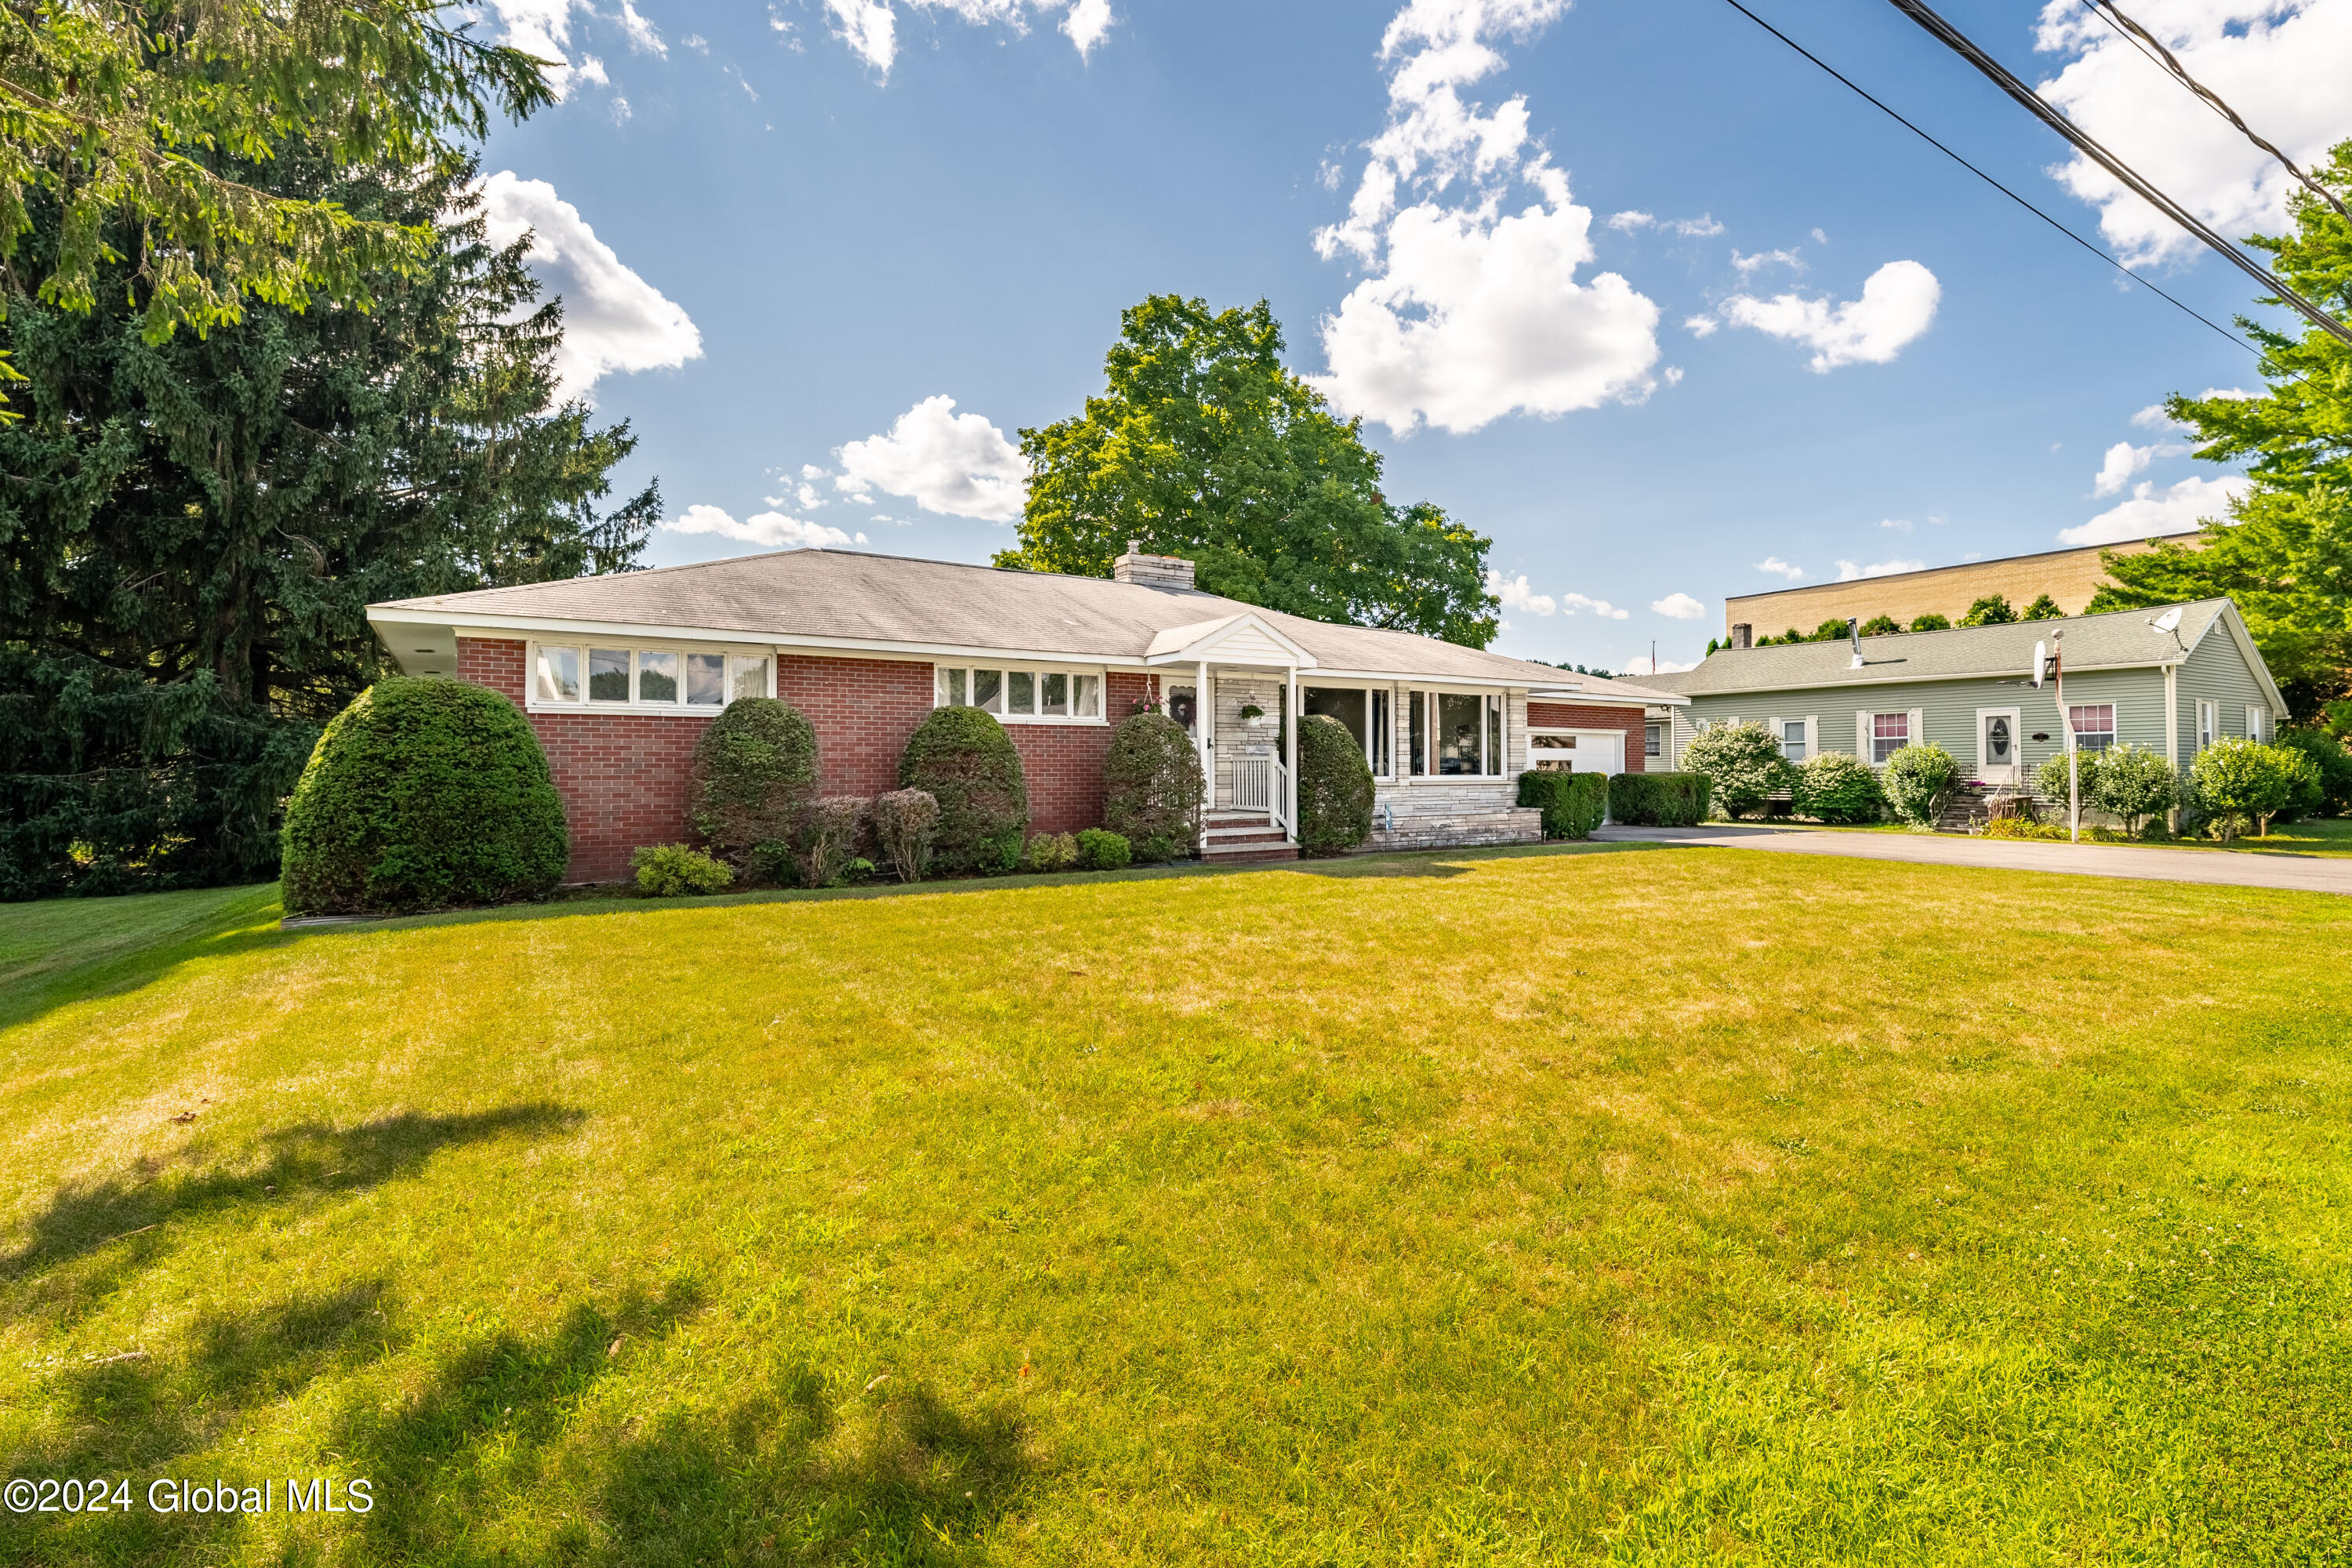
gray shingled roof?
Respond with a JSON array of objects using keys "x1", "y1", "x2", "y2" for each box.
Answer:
[
  {"x1": 1635, "y1": 599, "x2": 2242, "y2": 697},
  {"x1": 372, "y1": 547, "x2": 1686, "y2": 698}
]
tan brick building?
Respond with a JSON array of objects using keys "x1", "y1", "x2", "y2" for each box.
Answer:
[{"x1": 1725, "y1": 532, "x2": 2200, "y2": 644}]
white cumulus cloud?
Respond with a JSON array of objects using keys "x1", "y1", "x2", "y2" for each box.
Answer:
[
  {"x1": 1718, "y1": 260, "x2": 1940, "y2": 372},
  {"x1": 1651, "y1": 592, "x2": 1706, "y2": 619},
  {"x1": 1753, "y1": 556, "x2": 1803, "y2": 580},
  {"x1": 1560, "y1": 592, "x2": 1628, "y2": 619},
  {"x1": 2058, "y1": 474, "x2": 2247, "y2": 546},
  {"x1": 1878, "y1": 517, "x2": 1913, "y2": 532},
  {"x1": 833, "y1": 396, "x2": 1029, "y2": 521},
  {"x1": 1731, "y1": 246, "x2": 1803, "y2": 275},
  {"x1": 1622, "y1": 655, "x2": 1700, "y2": 675},
  {"x1": 2093, "y1": 439, "x2": 2176, "y2": 497},
  {"x1": 824, "y1": 0, "x2": 1115, "y2": 74},
  {"x1": 479, "y1": 172, "x2": 702, "y2": 404},
  {"x1": 1310, "y1": 0, "x2": 1661, "y2": 435},
  {"x1": 1487, "y1": 571, "x2": 1557, "y2": 616},
  {"x1": 663, "y1": 505, "x2": 867, "y2": 550},
  {"x1": 2034, "y1": 1, "x2": 2351, "y2": 264},
  {"x1": 1836, "y1": 557, "x2": 1926, "y2": 582},
  {"x1": 1606, "y1": 210, "x2": 1722, "y2": 237}
]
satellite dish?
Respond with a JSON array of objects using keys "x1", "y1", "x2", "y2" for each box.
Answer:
[
  {"x1": 2031, "y1": 639, "x2": 2046, "y2": 688},
  {"x1": 2151, "y1": 607, "x2": 2183, "y2": 635}
]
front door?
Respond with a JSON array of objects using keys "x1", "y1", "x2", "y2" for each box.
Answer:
[{"x1": 1977, "y1": 708, "x2": 2020, "y2": 784}]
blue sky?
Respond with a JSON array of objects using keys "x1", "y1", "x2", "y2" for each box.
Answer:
[{"x1": 470, "y1": 0, "x2": 2343, "y2": 672}]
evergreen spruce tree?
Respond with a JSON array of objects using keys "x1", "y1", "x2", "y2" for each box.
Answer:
[{"x1": 0, "y1": 149, "x2": 659, "y2": 898}]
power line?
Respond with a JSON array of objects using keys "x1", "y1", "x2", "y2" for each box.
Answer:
[
  {"x1": 1882, "y1": 0, "x2": 2352, "y2": 348},
  {"x1": 1708, "y1": 0, "x2": 2252, "y2": 355},
  {"x1": 2082, "y1": 0, "x2": 2351, "y2": 225}
]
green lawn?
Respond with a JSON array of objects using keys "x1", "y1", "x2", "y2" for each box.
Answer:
[{"x1": 4, "y1": 846, "x2": 2350, "y2": 1566}]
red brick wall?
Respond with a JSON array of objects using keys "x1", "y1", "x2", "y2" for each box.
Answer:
[
  {"x1": 1527, "y1": 701, "x2": 1650, "y2": 774},
  {"x1": 456, "y1": 638, "x2": 1154, "y2": 881}
]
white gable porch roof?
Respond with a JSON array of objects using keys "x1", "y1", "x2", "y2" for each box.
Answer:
[{"x1": 1144, "y1": 612, "x2": 1318, "y2": 668}]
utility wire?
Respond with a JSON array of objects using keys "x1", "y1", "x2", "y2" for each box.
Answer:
[
  {"x1": 2082, "y1": 0, "x2": 2351, "y2": 224},
  {"x1": 1708, "y1": 0, "x2": 2251, "y2": 355},
  {"x1": 1882, "y1": 0, "x2": 2352, "y2": 347}
]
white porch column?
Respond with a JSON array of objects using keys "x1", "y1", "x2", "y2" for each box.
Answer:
[
  {"x1": 1196, "y1": 657, "x2": 1211, "y2": 850},
  {"x1": 1287, "y1": 666, "x2": 1299, "y2": 840}
]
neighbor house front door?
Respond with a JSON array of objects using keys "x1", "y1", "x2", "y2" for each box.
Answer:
[{"x1": 1977, "y1": 708, "x2": 2020, "y2": 784}]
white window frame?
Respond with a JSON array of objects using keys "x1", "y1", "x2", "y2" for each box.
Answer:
[
  {"x1": 2067, "y1": 702, "x2": 2118, "y2": 753},
  {"x1": 526, "y1": 640, "x2": 771, "y2": 714},
  {"x1": 1403, "y1": 687, "x2": 1508, "y2": 779},
  {"x1": 1644, "y1": 721, "x2": 1663, "y2": 760},
  {"x1": 2245, "y1": 705, "x2": 2270, "y2": 743},
  {"x1": 1301, "y1": 681, "x2": 1396, "y2": 779},
  {"x1": 1870, "y1": 712, "x2": 1910, "y2": 766},
  {"x1": 2197, "y1": 699, "x2": 2216, "y2": 753},
  {"x1": 932, "y1": 663, "x2": 1109, "y2": 725}
]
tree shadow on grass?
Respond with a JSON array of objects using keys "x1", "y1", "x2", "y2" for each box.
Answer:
[
  {"x1": 0, "y1": 1105, "x2": 586, "y2": 1330},
  {"x1": 337, "y1": 1287, "x2": 1030, "y2": 1566}
]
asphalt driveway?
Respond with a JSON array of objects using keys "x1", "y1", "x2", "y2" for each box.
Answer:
[{"x1": 1593, "y1": 824, "x2": 2352, "y2": 896}]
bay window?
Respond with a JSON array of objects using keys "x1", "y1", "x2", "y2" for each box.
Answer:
[
  {"x1": 935, "y1": 665, "x2": 1105, "y2": 723},
  {"x1": 532, "y1": 643, "x2": 771, "y2": 710}
]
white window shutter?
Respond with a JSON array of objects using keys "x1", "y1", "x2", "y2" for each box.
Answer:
[
  {"x1": 1805, "y1": 715, "x2": 1819, "y2": 754},
  {"x1": 1907, "y1": 708, "x2": 1924, "y2": 750},
  {"x1": 1767, "y1": 715, "x2": 1783, "y2": 747},
  {"x1": 1857, "y1": 710, "x2": 1870, "y2": 759}
]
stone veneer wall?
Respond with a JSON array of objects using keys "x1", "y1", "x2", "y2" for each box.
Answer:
[{"x1": 458, "y1": 636, "x2": 1151, "y2": 881}]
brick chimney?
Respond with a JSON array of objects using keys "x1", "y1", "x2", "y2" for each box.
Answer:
[
  {"x1": 1112, "y1": 539, "x2": 1196, "y2": 590},
  {"x1": 1730, "y1": 622, "x2": 1753, "y2": 650}
]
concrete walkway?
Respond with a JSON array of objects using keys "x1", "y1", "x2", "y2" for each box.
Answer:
[{"x1": 1592, "y1": 823, "x2": 2352, "y2": 896}]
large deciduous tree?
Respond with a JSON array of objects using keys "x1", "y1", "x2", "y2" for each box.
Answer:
[
  {"x1": 996, "y1": 296, "x2": 1499, "y2": 648},
  {"x1": 0, "y1": 147, "x2": 659, "y2": 898},
  {"x1": 2092, "y1": 143, "x2": 2352, "y2": 716}
]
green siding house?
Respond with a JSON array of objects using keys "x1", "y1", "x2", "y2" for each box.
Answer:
[{"x1": 1639, "y1": 600, "x2": 2285, "y2": 799}]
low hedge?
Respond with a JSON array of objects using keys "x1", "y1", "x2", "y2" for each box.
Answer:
[
  {"x1": 1517, "y1": 770, "x2": 1608, "y2": 839},
  {"x1": 1607, "y1": 771, "x2": 1711, "y2": 826}
]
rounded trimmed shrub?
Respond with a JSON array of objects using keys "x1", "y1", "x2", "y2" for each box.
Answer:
[
  {"x1": 1297, "y1": 713, "x2": 1374, "y2": 855},
  {"x1": 2273, "y1": 726, "x2": 2348, "y2": 818},
  {"x1": 1793, "y1": 752, "x2": 1882, "y2": 824},
  {"x1": 1075, "y1": 828, "x2": 1131, "y2": 870},
  {"x1": 691, "y1": 697, "x2": 819, "y2": 882},
  {"x1": 281, "y1": 677, "x2": 568, "y2": 914},
  {"x1": 901, "y1": 706, "x2": 1029, "y2": 874},
  {"x1": 1023, "y1": 831, "x2": 1080, "y2": 872},
  {"x1": 1882, "y1": 743, "x2": 1962, "y2": 827},
  {"x1": 1104, "y1": 712, "x2": 1203, "y2": 864},
  {"x1": 1683, "y1": 721, "x2": 1792, "y2": 820}
]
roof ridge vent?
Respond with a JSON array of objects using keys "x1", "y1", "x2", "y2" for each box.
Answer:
[{"x1": 1112, "y1": 542, "x2": 1196, "y2": 591}]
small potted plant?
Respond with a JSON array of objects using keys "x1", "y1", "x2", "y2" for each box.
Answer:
[{"x1": 1240, "y1": 703, "x2": 1268, "y2": 727}]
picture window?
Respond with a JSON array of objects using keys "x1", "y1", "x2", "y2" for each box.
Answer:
[{"x1": 935, "y1": 665, "x2": 1106, "y2": 723}]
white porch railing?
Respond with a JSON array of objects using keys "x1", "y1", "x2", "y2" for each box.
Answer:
[
  {"x1": 1232, "y1": 756, "x2": 1273, "y2": 813},
  {"x1": 1229, "y1": 757, "x2": 1294, "y2": 838}
]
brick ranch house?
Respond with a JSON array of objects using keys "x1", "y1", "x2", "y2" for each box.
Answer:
[{"x1": 367, "y1": 546, "x2": 1685, "y2": 881}]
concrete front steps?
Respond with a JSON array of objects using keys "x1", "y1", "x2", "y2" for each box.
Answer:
[
  {"x1": 1202, "y1": 809, "x2": 1300, "y2": 863},
  {"x1": 1364, "y1": 804, "x2": 1544, "y2": 853}
]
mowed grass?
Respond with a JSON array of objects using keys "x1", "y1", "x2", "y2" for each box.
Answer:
[{"x1": 3, "y1": 845, "x2": 2350, "y2": 1567}]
